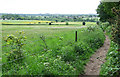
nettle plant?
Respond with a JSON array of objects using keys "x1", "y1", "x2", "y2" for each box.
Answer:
[{"x1": 4, "y1": 31, "x2": 27, "y2": 63}]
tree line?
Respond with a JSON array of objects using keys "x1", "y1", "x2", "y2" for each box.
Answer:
[{"x1": 1, "y1": 14, "x2": 99, "y2": 22}]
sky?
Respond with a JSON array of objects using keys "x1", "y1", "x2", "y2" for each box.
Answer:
[{"x1": 0, "y1": 0, "x2": 101, "y2": 14}]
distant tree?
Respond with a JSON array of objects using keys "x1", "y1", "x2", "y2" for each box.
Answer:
[
  {"x1": 49, "y1": 23, "x2": 51, "y2": 25},
  {"x1": 55, "y1": 20, "x2": 58, "y2": 22},
  {"x1": 20, "y1": 17, "x2": 25, "y2": 20},
  {"x1": 83, "y1": 22, "x2": 86, "y2": 25},
  {"x1": 1, "y1": 15, "x2": 6, "y2": 20},
  {"x1": 61, "y1": 20, "x2": 65, "y2": 22},
  {"x1": 11, "y1": 17, "x2": 15, "y2": 20},
  {"x1": 96, "y1": 21, "x2": 99, "y2": 25},
  {"x1": 66, "y1": 22, "x2": 69, "y2": 25}
]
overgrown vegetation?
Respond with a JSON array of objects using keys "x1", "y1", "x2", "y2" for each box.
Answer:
[
  {"x1": 100, "y1": 41, "x2": 119, "y2": 76},
  {"x1": 97, "y1": 2, "x2": 120, "y2": 76},
  {"x1": 100, "y1": 24, "x2": 120, "y2": 76},
  {"x1": 4, "y1": 31, "x2": 26, "y2": 63},
  {"x1": 2, "y1": 25, "x2": 105, "y2": 75}
]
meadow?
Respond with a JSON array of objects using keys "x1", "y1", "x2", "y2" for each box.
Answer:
[
  {"x1": 1, "y1": 20, "x2": 96, "y2": 26},
  {"x1": 1, "y1": 20, "x2": 105, "y2": 75}
]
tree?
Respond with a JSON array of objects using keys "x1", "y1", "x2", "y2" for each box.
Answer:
[
  {"x1": 96, "y1": 2, "x2": 119, "y2": 23},
  {"x1": 11, "y1": 17, "x2": 15, "y2": 20},
  {"x1": 97, "y1": 1, "x2": 120, "y2": 45},
  {"x1": 83, "y1": 22, "x2": 85, "y2": 25},
  {"x1": 1, "y1": 15, "x2": 6, "y2": 20},
  {"x1": 111, "y1": 7, "x2": 120, "y2": 46}
]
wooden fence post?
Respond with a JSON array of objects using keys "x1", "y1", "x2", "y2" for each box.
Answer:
[{"x1": 75, "y1": 31, "x2": 77, "y2": 42}]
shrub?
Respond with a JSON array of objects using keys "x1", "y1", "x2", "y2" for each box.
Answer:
[
  {"x1": 66, "y1": 22, "x2": 69, "y2": 25},
  {"x1": 74, "y1": 41, "x2": 89, "y2": 55},
  {"x1": 99, "y1": 22, "x2": 109, "y2": 31},
  {"x1": 100, "y1": 41, "x2": 120, "y2": 76},
  {"x1": 4, "y1": 31, "x2": 27, "y2": 63},
  {"x1": 2, "y1": 31, "x2": 27, "y2": 75},
  {"x1": 60, "y1": 46, "x2": 76, "y2": 62},
  {"x1": 83, "y1": 22, "x2": 85, "y2": 25},
  {"x1": 49, "y1": 23, "x2": 51, "y2": 25},
  {"x1": 96, "y1": 21, "x2": 99, "y2": 25},
  {"x1": 87, "y1": 26, "x2": 96, "y2": 32}
]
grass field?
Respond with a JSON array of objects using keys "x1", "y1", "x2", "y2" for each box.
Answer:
[
  {"x1": 1, "y1": 20, "x2": 97, "y2": 26},
  {"x1": 0, "y1": 21, "x2": 2, "y2": 77},
  {"x1": 1, "y1": 20, "x2": 105, "y2": 75}
]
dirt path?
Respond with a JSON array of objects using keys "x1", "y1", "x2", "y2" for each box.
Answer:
[{"x1": 84, "y1": 35, "x2": 110, "y2": 75}]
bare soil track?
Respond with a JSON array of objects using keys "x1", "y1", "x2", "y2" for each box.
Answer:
[{"x1": 84, "y1": 35, "x2": 110, "y2": 75}]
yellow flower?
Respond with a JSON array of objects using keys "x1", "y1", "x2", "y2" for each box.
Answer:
[
  {"x1": 7, "y1": 42, "x2": 10, "y2": 45},
  {"x1": 6, "y1": 53, "x2": 9, "y2": 56},
  {"x1": 22, "y1": 31, "x2": 25, "y2": 34}
]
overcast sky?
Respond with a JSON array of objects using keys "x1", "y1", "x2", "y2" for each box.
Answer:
[{"x1": 0, "y1": 0, "x2": 101, "y2": 14}]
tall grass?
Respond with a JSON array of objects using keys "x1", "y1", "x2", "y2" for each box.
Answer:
[{"x1": 2, "y1": 25, "x2": 105, "y2": 75}]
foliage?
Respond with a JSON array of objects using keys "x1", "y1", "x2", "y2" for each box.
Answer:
[
  {"x1": 4, "y1": 31, "x2": 27, "y2": 63},
  {"x1": 2, "y1": 25, "x2": 105, "y2": 75},
  {"x1": 96, "y1": 2, "x2": 120, "y2": 23},
  {"x1": 66, "y1": 22, "x2": 69, "y2": 25},
  {"x1": 1, "y1": 14, "x2": 99, "y2": 22},
  {"x1": 100, "y1": 19, "x2": 120, "y2": 76},
  {"x1": 2, "y1": 31, "x2": 27, "y2": 75},
  {"x1": 96, "y1": 21, "x2": 99, "y2": 25},
  {"x1": 111, "y1": 8, "x2": 120, "y2": 46},
  {"x1": 83, "y1": 22, "x2": 85, "y2": 25},
  {"x1": 99, "y1": 22, "x2": 110, "y2": 31},
  {"x1": 1, "y1": 14, "x2": 24, "y2": 20},
  {"x1": 87, "y1": 26, "x2": 96, "y2": 32},
  {"x1": 49, "y1": 23, "x2": 52, "y2": 25},
  {"x1": 97, "y1": 1, "x2": 120, "y2": 47},
  {"x1": 100, "y1": 41, "x2": 120, "y2": 76}
]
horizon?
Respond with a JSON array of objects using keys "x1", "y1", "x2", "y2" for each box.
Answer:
[{"x1": 0, "y1": 0, "x2": 101, "y2": 14}]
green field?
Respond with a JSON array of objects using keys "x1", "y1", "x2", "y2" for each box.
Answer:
[
  {"x1": 1, "y1": 20, "x2": 105, "y2": 75},
  {"x1": 1, "y1": 20, "x2": 97, "y2": 26},
  {"x1": 0, "y1": 23, "x2": 1, "y2": 57}
]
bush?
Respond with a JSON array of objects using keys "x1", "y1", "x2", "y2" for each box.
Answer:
[
  {"x1": 87, "y1": 26, "x2": 96, "y2": 32},
  {"x1": 4, "y1": 31, "x2": 26, "y2": 63},
  {"x1": 99, "y1": 22, "x2": 109, "y2": 31},
  {"x1": 96, "y1": 21, "x2": 99, "y2": 25},
  {"x1": 66, "y1": 22, "x2": 69, "y2": 25},
  {"x1": 2, "y1": 31, "x2": 27, "y2": 74},
  {"x1": 83, "y1": 22, "x2": 85, "y2": 25},
  {"x1": 60, "y1": 46, "x2": 76, "y2": 62},
  {"x1": 49, "y1": 23, "x2": 51, "y2": 25},
  {"x1": 100, "y1": 41, "x2": 120, "y2": 76}
]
